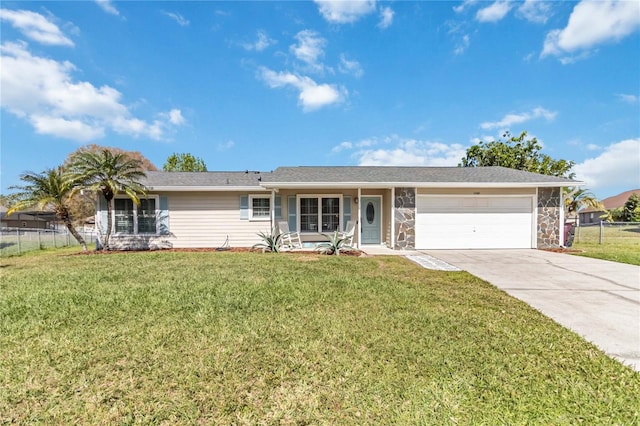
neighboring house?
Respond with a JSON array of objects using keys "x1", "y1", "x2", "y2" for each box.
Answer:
[
  {"x1": 96, "y1": 166, "x2": 581, "y2": 251},
  {"x1": 579, "y1": 189, "x2": 640, "y2": 225},
  {"x1": 0, "y1": 205, "x2": 55, "y2": 229}
]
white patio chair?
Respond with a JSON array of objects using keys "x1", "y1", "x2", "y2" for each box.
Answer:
[
  {"x1": 277, "y1": 220, "x2": 302, "y2": 249},
  {"x1": 338, "y1": 220, "x2": 356, "y2": 246}
]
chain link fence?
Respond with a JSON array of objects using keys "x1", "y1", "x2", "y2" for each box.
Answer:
[
  {"x1": 0, "y1": 228, "x2": 97, "y2": 257},
  {"x1": 574, "y1": 222, "x2": 640, "y2": 245}
]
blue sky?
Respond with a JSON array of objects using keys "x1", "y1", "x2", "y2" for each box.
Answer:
[{"x1": 1, "y1": 0, "x2": 639, "y2": 199}]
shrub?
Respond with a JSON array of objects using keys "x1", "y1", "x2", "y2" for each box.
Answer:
[
  {"x1": 316, "y1": 231, "x2": 354, "y2": 256},
  {"x1": 253, "y1": 228, "x2": 284, "y2": 253}
]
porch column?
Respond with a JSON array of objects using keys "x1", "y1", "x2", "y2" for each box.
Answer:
[
  {"x1": 270, "y1": 190, "x2": 276, "y2": 230},
  {"x1": 357, "y1": 187, "x2": 362, "y2": 249},
  {"x1": 391, "y1": 187, "x2": 395, "y2": 250}
]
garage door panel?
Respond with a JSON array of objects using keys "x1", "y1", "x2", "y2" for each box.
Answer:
[{"x1": 416, "y1": 196, "x2": 533, "y2": 249}]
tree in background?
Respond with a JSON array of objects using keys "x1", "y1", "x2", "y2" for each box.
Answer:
[
  {"x1": 60, "y1": 144, "x2": 158, "y2": 227},
  {"x1": 163, "y1": 153, "x2": 207, "y2": 172},
  {"x1": 66, "y1": 144, "x2": 159, "y2": 171},
  {"x1": 459, "y1": 131, "x2": 575, "y2": 178},
  {"x1": 563, "y1": 187, "x2": 603, "y2": 218},
  {"x1": 7, "y1": 168, "x2": 88, "y2": 251},
  {"x1": 0, "y1": 194, "x2": 17, "y2": 208},
  {"x1": 68, "y1": 149, "x2": 147, "y2": 250},
  {"x1": 623, "y1": 193, "x2": 640, "y2": 222}
]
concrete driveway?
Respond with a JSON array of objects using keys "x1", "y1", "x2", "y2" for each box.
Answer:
[{"x1": 423, "y1": 249, "x2": 640, "y2": 372}]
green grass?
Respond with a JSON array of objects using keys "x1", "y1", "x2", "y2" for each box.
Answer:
[
  {"x1": 1, "y1": 251, "x2": 639, "y2": 424},
  {"x1": 572, "y1": 224, "x2": 640, "y2": 265}
]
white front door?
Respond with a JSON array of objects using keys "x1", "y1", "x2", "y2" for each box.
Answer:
[{"x1": 360, "y1": 197, "x2": 381, "y2": 244}]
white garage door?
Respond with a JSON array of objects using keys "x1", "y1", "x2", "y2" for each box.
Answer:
[{"x1": 416, "y1": 196, "x2": 534, "y2": 249}]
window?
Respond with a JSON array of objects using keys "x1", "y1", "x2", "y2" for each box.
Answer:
[
  {"x1": 138, "y1": 199, "x2": 157, "y2": 233},
  {"x1": 299, "y1": 196, "x2": 340, "y2": 232},
  {"x1": 114, "y1": 197, "x2": 158, "y2": 234},
  {"x1": 115, "y1": 199, "x2": 134, "y2": 233},
  {"x1": 250, "y1": 196, "x2": 270, "y2": 220},
  {"x1": 300, "y1": 198, "x2": 318, "y2": 232}
]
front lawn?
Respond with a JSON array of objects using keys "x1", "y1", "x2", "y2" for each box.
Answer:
[
  {"x1": 572, "y1": 223, "x2": 640, "y2": 265},
  {"x1": 1, "y1": 251, "x2": 638, "y2": 424}
]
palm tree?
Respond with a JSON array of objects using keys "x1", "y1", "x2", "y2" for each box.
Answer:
[
  {"x1": 69, "y1": 149, "x2": 147, "y2": 250},
  {"x1": 8, "y1": 168, "x2": 88, "y2": 251},
  {"x1": 564, "y1": 187, "x2": 604, "y2": 222}
]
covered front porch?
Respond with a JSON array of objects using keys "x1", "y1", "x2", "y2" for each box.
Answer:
[{"x1": 267, "y1": 186, "x2": 415, "y2": 250}]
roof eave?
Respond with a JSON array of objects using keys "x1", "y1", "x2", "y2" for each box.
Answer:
[{"x1": 147, "y1": 185, "x2": 267, "y2": 192}]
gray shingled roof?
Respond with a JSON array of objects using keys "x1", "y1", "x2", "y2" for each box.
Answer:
[
  {"x1": 141, "y1": 166, "x2": 580, "y2": 189},
  {"x1": 262, "y1": 166, "x2": 579, "y2": 185},
  {"x1": 142, "y1": 171, "x2": 267, "y2": 188}
]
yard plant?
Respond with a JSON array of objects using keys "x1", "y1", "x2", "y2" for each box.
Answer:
[{"x1": 1, "y1": 250, "x2": 638, "y2": 424}]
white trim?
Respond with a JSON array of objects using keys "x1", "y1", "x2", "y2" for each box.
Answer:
[
  {"x1": 533, "y1": 189, "x2": 539, "y2": 249},
  {"x1": 112, "y1": 195, "x2": 160, "y2": 235},
  {"x1": 559, "y1": 187, "x2": 565, "y2": 247},
  {"x1": 360, "y1": 195, "x2": 383, "y2": 245},
  {"x1": 357, "y1": 188, "x2": 362, "y2": 248},
  {"x1": 390, "y1": 187, "x2": 395, "y2": 250},
  {"x1": 249, "y1": 195, "x2": 271, "y2": 221},
  {"x1": 296, "y1": 194, "x2": 343, "y2": 233},
  {"x1": 148, "y1": 186, "x2": 268, "y2": 192}
]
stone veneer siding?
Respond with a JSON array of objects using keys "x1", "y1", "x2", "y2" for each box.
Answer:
[
  {"x1": 537, "y1": 187, "x2": 561, "y2": 248},
  {"x1": 394, "y1": 187, "x2": 416, "y2": 249}
]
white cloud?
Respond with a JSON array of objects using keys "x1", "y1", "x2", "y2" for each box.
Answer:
[
  {"x1": 290, "y1": 30, "x2": 326, "y2": 72},
  {"x1": 332, "y1": 135, "x2": 467, "y2": 167},
  {"x1": 586, "y1": 144, "x2": 601, "y2": 151},
  {"x1": 573, "y1": 139, "x2": 640, "y2": 195},
  {"x1": 517, "y1": 0, "x2": 553, "y2": 24},
  {"x1": 95, "y1": 0, "x2": 120, "y2": 16},
  {"x1": 476, "y1": 1, "x2": 513, "y2": 23},
  {"x1": 454, "y1": 34, "x2": 470, "y2": 55},
  {"x1": 480, "y1": 107, "x2": 557, "y2": 130},
  {"x1": 0, "y1": 41, "x2": 184, "y2": 142},
  {"x1": 453, "y1": 0, "x2": 478, "y2": 14},
  {"x1": 338, "y1": 54, "x2": 363, "y2": 78},
  {"x1": 242, "y1": 30, "x2": 276, "y2": 52},
  {"x1": 166, "y1": 109, "x2": 186, "y2": 126},
  {"x1": 30, "y1": 115, "x2": 105, "y2": 142},
  {"x1": 331, "y1": 141, "x2": 353, "y2": 153},
  {"x1": 217, "y1": 140, "x2": 235, "y2": 151},
  {"x1": 542, "y1": 0, "x2": 640, "y2": 61},
  {"x1": 162, "y1": 11, "x2": 189, "y2": 26},
  {"x1": 314, "y1": 0, "x2": 377, "y2": 24},
  {"x1": 0, "y1": 9, "x2": 74, "y2": 46},
  {"x1": 258, "y1": 67, "x2": 345, "y2": 112},
  {"x1": 377, "y1": 7, "x2": 394, "y2": 29},
  {"x1": 616, "y1": 93, "x2": 638, "y2": 104}
]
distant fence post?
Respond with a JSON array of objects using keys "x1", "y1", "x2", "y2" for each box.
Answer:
[
  {"x1": 16, "y1": 229, "x2": 21, "y2": 255},
  {"x1": 599, "y1": 221, "x2": 604, "y2": 245},
  {"x1": 37, "y1": 230, "x2": 41, "y2": 249},
  {"x1": 53, "y1": 230, "x2": 56, "y2": 248}
]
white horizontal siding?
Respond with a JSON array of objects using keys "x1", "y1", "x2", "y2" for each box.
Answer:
[{"x1": 167, "y1": 192, "x2": 271, "y2": 248}]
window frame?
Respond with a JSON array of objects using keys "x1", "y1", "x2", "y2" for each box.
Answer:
[
  {"x1": 296, "y1": 194, "x2": 343, "y2": 233},
  {"x1": 112, "y1": 195, "x2": 160, "y2": 235},
  {"x1": 249, "y1": 195, "x2": 271, "y2": 221}
]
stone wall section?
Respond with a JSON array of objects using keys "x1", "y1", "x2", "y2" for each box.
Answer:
[
  {"x1": 537, "y1": 187, "x2": 561, "y2": 248},
  {"x1": 394, "y1": 187, "x2": 416, "y2": 249}
]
